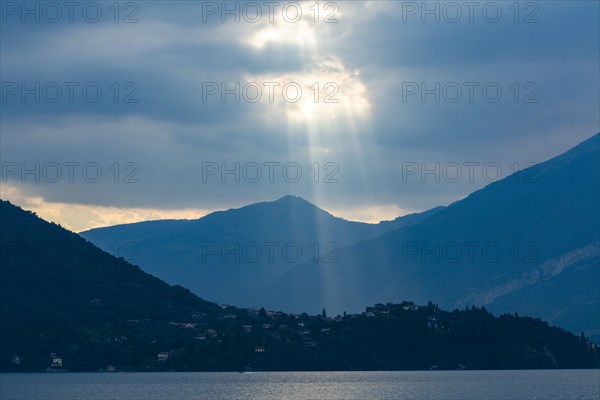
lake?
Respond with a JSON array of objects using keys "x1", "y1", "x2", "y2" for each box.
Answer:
[{"x1": 1, "y1": 370, "x2": 598, "y2": 400}]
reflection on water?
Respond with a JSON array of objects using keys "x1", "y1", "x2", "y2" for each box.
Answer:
[{"x1": 1, "y1": 370, "x2": 599, "y2": 400}]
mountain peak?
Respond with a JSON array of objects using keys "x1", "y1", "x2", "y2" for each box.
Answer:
[{"x1": 273, "y1": 195, "x2": 315, "y2": 207}]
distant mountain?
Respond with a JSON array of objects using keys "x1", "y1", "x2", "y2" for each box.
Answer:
[
  {"x1": 81, "y1": 196, "x2": 443, "y2": 306},
  {"x1": 252, "y1": 134, "x2": 600, "y2": 340}
]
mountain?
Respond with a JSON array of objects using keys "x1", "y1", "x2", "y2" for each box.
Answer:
[
  {"x1": 252, "y1": 134, "x2": 600, "y2": 340},
  {"x1": 1, "y1": 201, "x2": 598, "y2": 372},
  {"x1": 81, "y1": 196, "x2": 443, "y2": 306},
  {"x1": 0, "y1": 200, "x2": 221, "y2": 326},
  {"x1": 0, "y1": 199, "x2": 222, "y2": 370}
]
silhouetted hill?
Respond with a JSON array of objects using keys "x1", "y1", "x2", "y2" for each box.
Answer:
[{"x1": 0, "y1": 200, "x2": 220, "y2": 326}]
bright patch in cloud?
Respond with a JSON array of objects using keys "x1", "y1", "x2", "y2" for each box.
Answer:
[
  {"x1": 243, "y1": 1, "x2": 340, "y2": 49},
  {"x1": 247, "y1": 20, "x2": 317, "y2": 50},
  {"x1": 247, "y1": 56, "x2": 370, "y2": 123}
]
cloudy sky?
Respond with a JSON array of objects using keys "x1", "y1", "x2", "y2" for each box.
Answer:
[{"x1": 1, "y1": 0, "x2": 598, "y2": 231}]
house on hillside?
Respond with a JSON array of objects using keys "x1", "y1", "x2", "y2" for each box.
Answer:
[
  {"x1": 427, "y1": 316, "x2": 439, "y2": 329},
  {"x1": 50, "y1": 353, "x2": 63, "y2": 368}
]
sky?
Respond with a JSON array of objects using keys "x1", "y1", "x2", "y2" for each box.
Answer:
[{"x1": 1, "y1": 0, "x2": 599, "y2": 232}]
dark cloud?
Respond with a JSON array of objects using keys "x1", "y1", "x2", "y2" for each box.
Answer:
[{"x1": 1, "y1": 1, "x2": 598, "y2": 223}]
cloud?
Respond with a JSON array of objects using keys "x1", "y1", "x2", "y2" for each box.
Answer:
[
  {"x1": 246, "y1": 55, "x2": 370, "y2": 123},
  {"x1": 1, "y1": 0, "x2": 598, "y2": 229}
]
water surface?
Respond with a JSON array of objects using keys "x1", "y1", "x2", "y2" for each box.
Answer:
[{"x1": 1, "y1": 370, "x2": 598, "y2": 400}]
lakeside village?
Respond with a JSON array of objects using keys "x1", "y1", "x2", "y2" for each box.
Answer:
[
  {"x1": 9, "y1": 300, "x2": 598, "y2": 372},
  {"x1": 17, "y1": 301, "x2": 454, "y2": 371}
]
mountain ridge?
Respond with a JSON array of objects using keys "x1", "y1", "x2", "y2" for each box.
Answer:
[
  {"x1": 250, "y1": 133, "x2": 600, "y2": 339},
  {"x1": 81, "y1": 195, "x2": 443, "y2": 306}
]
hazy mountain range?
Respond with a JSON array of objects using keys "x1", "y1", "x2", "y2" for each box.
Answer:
[
  {"x1": 81, "y1": 197, "x2": 443, "y2": 306},
  {"x1": 81, "y1": 133, "x2": 600, "y2": 339},
  {"x1": 252, "y1": 134, "x2": 600, "y2": 337}
]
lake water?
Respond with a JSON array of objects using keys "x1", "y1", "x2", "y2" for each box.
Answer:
[{"x1": 1, "y1": 370, "x2": 598, "y2": 400}]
